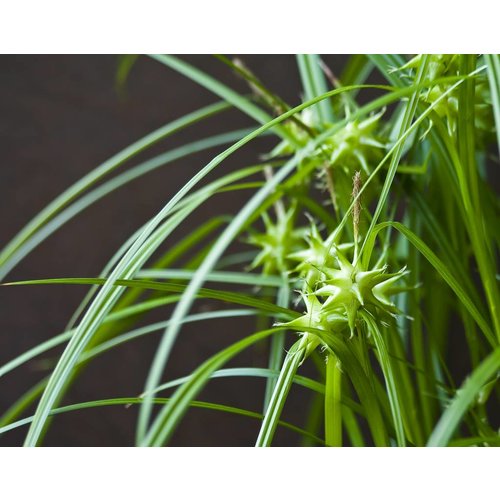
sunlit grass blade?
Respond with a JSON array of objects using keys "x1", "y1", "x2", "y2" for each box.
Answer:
[
  {"x1": 361, "y1": 312, "x2": 406, "y2": 446},
  {"x1": 0, "y1": 397, "x2": 324, "y2": 445},
  {"x1": 21, "y1": 200, "x2": 205, "y2": 446},
  {"x1": 263, "y1": 277, "x2": 290, "y2": 411},
  {"x1": 141, "y1": 327, "x2": 284, "y2": 446},
  {"x1": 150, "y1": 54, "x2": 299, "y2": 145},
  {"x1": 363, "y1": 222, "x2": 496, "y2": 347},
  {"x1": 3, "y1": 128, "x2": 256, "y2": 282},
  {"x1": 0, "y1": 101, "x2": 231, "y2": 280},
  {"x1": 324, "y1": 352, "x2": 342, "y2": 446},
  {"x1": 485, "y1": 54, "x2": 500, "y2": 153},
  {"x1": 288, "y1": 325, "x2": 390, "y2": 446},
  {"x1": 137, "y1": 269, "x2": 284, "y2": 287},
  {"x1": 297, "y1": 54, "x2": 334, "y2": 125},
  {"x1": 147, "y1": 367, "x2": 327, "y2": 400},
  {"x1": 256, "y1": 338, "x2": 306, "y2": 447},
  {"x1": 358, "y1": 55, "x2": 428, "y2": 262},
  {"x1": 3, "y1": 277, "x2": 299, "y2": 320},
  {"x1": 0, "y1": 309, "x2": 257, "y2": 380},
  {"x1": 427, "y1": 348, "x2": 500, "y2": 446}
]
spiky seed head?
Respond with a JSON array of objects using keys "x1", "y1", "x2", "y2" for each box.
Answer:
[
  {"x1": 248, "y1": 205, "x2": 306, "y2": 276},
  {"x1": 284, "y1": 238, "x2": 409, "y2": 340}
]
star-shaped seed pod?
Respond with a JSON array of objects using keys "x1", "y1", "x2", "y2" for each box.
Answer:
[
  {"x1": 313, "y1": 245, "x2": 409, "y2": 335},
  {"x1": 288, "y1": 221, "x2": 353, "y2": 284},
  {"x1": 276, "y1": 290, "x2": 348, "y2": 361},
  {"x1": 395, "y1": 54, "x2": 494, "y2": 142},
  {"x1": 318, "y1": 110, "x2": 386, "y2": 176},
  {"x1": 277, "y1": 241, "x2": 408, "y2": 361},
  {"x1": 248, "y1": 205, "x2": 306, "y2": 276},
  {"x1": 266, "y1": 108, "x2": 387, "y2": 179}
]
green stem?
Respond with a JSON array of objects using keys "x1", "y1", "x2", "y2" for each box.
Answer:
[
  {"x1": 256, "y1": 338, "x2": 306, "y2": 447},
  {"x1": 325, "y1": 353, "x2": 342, "y2": 446},
  {"x1": 263, "y1": 279, "x2": 290, "y2": 411},
  {"x1": 361, "y1": 311, "x2": 406, "y2": 447}
]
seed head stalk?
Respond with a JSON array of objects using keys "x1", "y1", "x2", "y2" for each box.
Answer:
[{"x1": 352, "y1": 171, "x2": 361, "y2": 262}]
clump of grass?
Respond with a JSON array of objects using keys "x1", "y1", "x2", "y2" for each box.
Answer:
[{"x1": 1, "y1": 54, "x2": 499, "y2": 447}]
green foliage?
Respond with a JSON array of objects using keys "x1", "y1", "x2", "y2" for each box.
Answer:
[{"x1": 1, "y1": 54, "x2": 498, "y2": 447}]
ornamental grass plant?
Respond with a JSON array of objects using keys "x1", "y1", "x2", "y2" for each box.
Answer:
[{"x1": 1, "y1": 54, "x2": 499, "y2": 447}]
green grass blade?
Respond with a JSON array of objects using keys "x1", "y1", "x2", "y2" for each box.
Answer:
[
  {"x1": 263, "y1": 277, "x2": 290, "y2": 411},
  {"x1": 448, "y1": 436, "x2": 500, "y2": 447},
  {"x1": 357, "y1": 55, "x2": 428, "y2": 263},
  {"x1": 0, "y1": 379, "x2": 48, "y2": 430},
  {"x1": 427, "y1": 348, "x2": 500, "y2": 446},
  {"x1": 324, "y1": 352, "x2": 342, "y2": 446},
  {"x1": 297, "y1": 54, "x2": 334, "y2": 124},
  {"x1": 329, "y1": 76, "x2": 471, "y2": 251},
  {"x1": 3, "y1": 277, "x2": 299, "y2": 320},
  {"x1": 141, "y1": 327, "x2": 283, "y2": 446},
  {"x1": 150, "y1": 54, "x2": 299, "y2": 145},
  {"x1": 411, "y1": 192, "x2": 487, "y2": 316},
  {"x1": 137, "y1": 269, "x2": 284, "y2": 287},
  {"x1": 368, "y1": 54, "x2": 406, "y2": 86},
  {"x1": 3, "y1": 129, "x2": 254, "y2": 280},
  {"x1": 0, "y1": 397, "x2": 324, "y2": 445},
  {"x1": 256, "y1": 338, "x2": 306, "y2": 447},
  {"x1": 342, "y1": 406, "x2": 365, "y2": 446},
  {"x1": 146, "y1": 367, "x2": 327, "y2": 400},
  {"x1": 361, "y1": 311, "x2": 406, "y2": 446},
  {"x1": 135, "y1": 146, "x2": 306, "y2": 442},
  {"x1": 341, "y1": 55, "x2": 374, "y2": 89},
  {"x1": 0, "y1": 309, "x2": 257, "y2": 380},
  {"x1": 21, "y1": 200, "x2": 204, "y2": 446},
  {"x1": 363, "y1": 222, "x2": 496, "y2": 347},
  {"x1": 67, "y1": 212, "x2": 235, "y2": 339},
  {"x1": 116, "y1": 55, "x2": 139, "y2": 91},
  {"x1": 145, "y1": 367, "x2": 362, "y2": 417},
  {"x1": 288, "y1": 325, "x2": 390, "y2": 446},
  {"x1": 0, "y1": 101, "x2": 230, "y2": 280},
  {"x1": 485, "y1": 54, "x2": 500, "y2": 153}
]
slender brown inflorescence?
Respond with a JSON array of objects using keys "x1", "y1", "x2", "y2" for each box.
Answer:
[{"x1": 352, "y1": 170, "x2": 361, "y2": 257}]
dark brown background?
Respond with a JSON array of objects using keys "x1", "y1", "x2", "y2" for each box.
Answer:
[{"x1": 0, "y1": 55, "x2": 354, "y2": 446}]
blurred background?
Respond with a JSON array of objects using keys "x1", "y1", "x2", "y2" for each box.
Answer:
[{"x1": 0, "y1": 55, "x2": 358, "y2": 446}]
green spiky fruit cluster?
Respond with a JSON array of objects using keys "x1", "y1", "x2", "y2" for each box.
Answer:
[
  {"x1": 316, "y1": 110, "x2": 386, "y2": 176},
  {"x1": 248, "y1": 205, "x2": 306, "y2": 276},
  {"x1": 268, "y1": 109, "x2": 386, "y2": 176},
  {"x1": 283, "y1": 226, "x2": 408, "y2": 345},
  {"x1": 398, "y1": 54, "x2": 493, "y2": 140}
]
